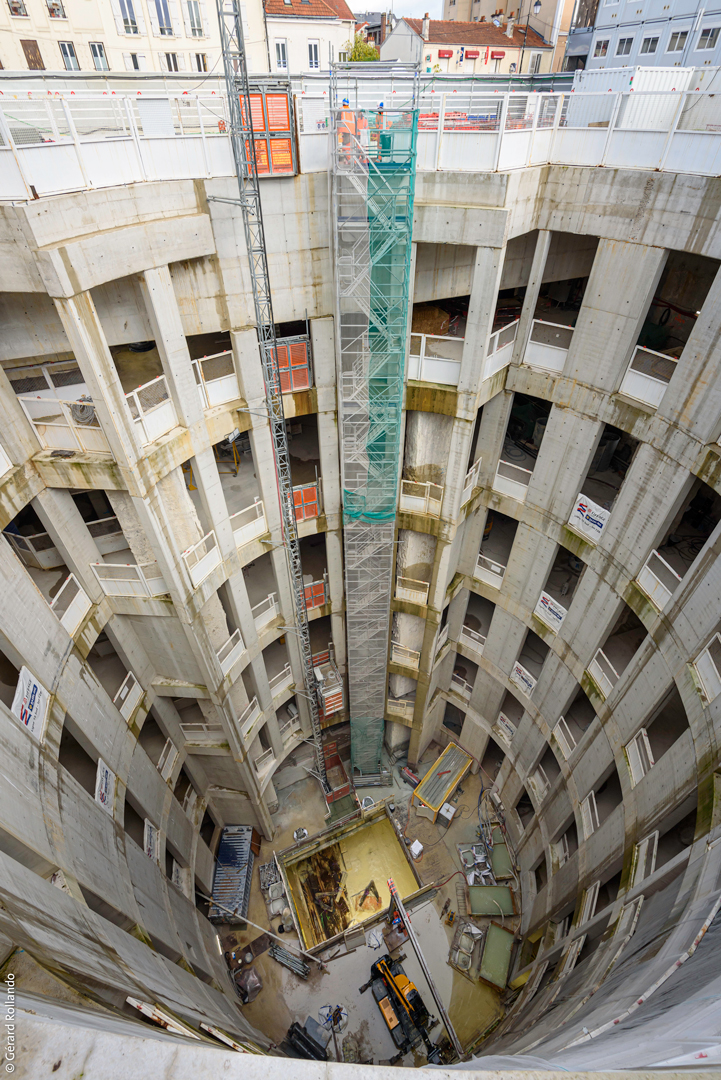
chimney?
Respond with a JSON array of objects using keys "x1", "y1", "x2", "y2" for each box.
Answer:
[
  {"x1": 380, "y1": 11, "x2": 386, "y2": 41},
  {"x1": 422, "y1": 12, "x2": 430, "y2": 40},
  {"x1": 505, "y1": 13, "x2": 515, "y2": 37}
]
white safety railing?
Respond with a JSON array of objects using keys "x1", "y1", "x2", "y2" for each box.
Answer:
[
  {"x1": 461, "y1": 457, "x2": 482, "y2": 506},
  {"x1": 399, "y1": 479, "x2": 443, "y2": 518},
  {"x1": 484, "y1": 319, "x2": 519, "y2": 380},
  {"x1": 510, "y1": 659, "x2": 537, "y2": 697},
  {"x1": 49, "y1": 573, "x2": 92, "y2": 635},
  {"x1": 694, "y1": 633, "x2": 721, "y2": 703},
  {"x1": 4, "y1": 528, "x2": 63, "y2": 570},
  {"x1": 553, "y1": 716, "x2": 576, "y2": 759},
  {"x1": 157, "y1": 738, "x2": 179, "y2": 782},
  {"x1": 587, "y1": 648, "x2": 620, "y2": 698},
  {"x1": 125, "y1": 375, "x2": 178, "y2": 446},
  {"x1": 180, "y1": 722, "x2": 225, "y2": 746},
  {"x1": 18, "y1": 395, "x2": 111, "y2": 455},
  {"x1": 252, "y1": 591, "x2": 280, "y2": 630},
  {"x1": 391, "y1": 640, "x2": 420, "y2": 670},
  {"x1": 217, "y1": 629, "x2": 245, "y2": 676},
  {"x1": 254, "y1": 746, "x2": 276, "y2": 776},
  {"x1": 192, "y1": 351, "x2": 240, "y2": 409},
  {"x1": 395, "y1": 576, "x2": 429, "y2": 606},
  {"x1": 475, "y1": 551, "x2": 506, "y2": 589},
  {"x1": 451, "y1": 671, "x2": 473, "y2": 700},
  {"x1": 182, "y1": 530, "x2": 221, "y2": 589},
  {"x1": 460, "y1": 624, "x2": 486, "y2": 655},
  {"x1": 436, "y1": 623, "x2": 450, "y2": 654},
  {"x1": 238, "y1": 696, "x2": 262, "y2": 743},
  {"x1": 619, "y1": 346, "x2": 677, "y2": 409},
  {"x1": 635, "y1": 550, "x2": 682, "y2": 611},
  {"x1": 113, "y1": 671, "x2": 144, "y2": 721},
  {"x1": 4, "y1": 89, "x2": 721, "y2": 202},
  {"x1": 86, "y1": 515, "x2": 126, "y2": 555},
  {"x1": 269, "y1": 663, "x2": 294, "y2": 697},
  {"x1": 534, "y1": 590, "x2": 568, "y2": 631},
  {"x1": 387, "y1": 698, "x2": 415, "y2": 720},
  {"x1": 279, "y1": 715, "x2": 302, "y2": 744},
  {"x1": 230, "y1": 498, "x2": 267, "y2": 548},
  {"x1": 408, "y1": 333, "x2": 463, "y2": 385},
  {"x1": 493, "y1": 459, "x2": 533, "y2": 502},
  {"x1": 0, "y1": 444, "x2": 12, "y2": 479},
  {"x1": 91, "y1": 560, "x2": 168, "y2": 598},
  {"x1": 525, "y1": 319, "x2": 573, "y2": 374}
]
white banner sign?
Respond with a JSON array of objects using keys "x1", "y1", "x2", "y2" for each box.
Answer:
[
  {"x1": 568, "y1": 493, "x2": 610, "y2": 543},
  {"x1": 94, "y1": 759, "x2": 116, "y2": 815},
  {"x1": 11, "y1": 666, "x2": 50, "y2": 741},
  {"x1": 144, "y1": 819, "x2": 159, "y2": 863},
  {"x1": 534, "y1": 591, "x2": 567, "y2": 630},
  {"x1": 510, "y1": 661, "x2": 536, "y2": 697}
]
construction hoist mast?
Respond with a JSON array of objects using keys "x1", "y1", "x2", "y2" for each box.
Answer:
[{"x1": 215, "y1": 0, "x2": 329, "y2": 792}]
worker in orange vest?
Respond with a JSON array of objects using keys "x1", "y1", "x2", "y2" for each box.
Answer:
[
  {"x1": 356, "y1": 109, "x2": 370, "y2": 163},
  {"x1": 338, "y1": 97, "x2": 356, "y2": 162}
]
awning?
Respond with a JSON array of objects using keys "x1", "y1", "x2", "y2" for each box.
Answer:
[
  {"x1": 491, "y1": 50, "x2": 506, "y2": 58},
  {"x1": 465, "y1": 49, "x2": 480, "y2": 58},
  {"x1": 438, "y1": 49, "x2": 454, "y2": 58}
]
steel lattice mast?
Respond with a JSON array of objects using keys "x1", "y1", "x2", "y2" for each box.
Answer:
[{"x1": 215, "y1": 0, "x2": 329, "y2": 792}]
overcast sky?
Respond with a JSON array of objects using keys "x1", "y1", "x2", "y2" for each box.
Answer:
[{"x1": 359, "y1": 0, "x2": 444, "y2": 22}]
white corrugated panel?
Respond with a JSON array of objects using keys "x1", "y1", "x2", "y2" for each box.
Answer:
[{"x1": 572, "y1": 66, "x2": 696, "y2": 93}]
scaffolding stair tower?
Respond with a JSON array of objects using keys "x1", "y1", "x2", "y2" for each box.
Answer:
[
  {"x1": 330, "y1": 65, "x2": 419, "y2": 782},
  {"x1": 216, "y1": 0, "x2": 328, "y2": 792}
]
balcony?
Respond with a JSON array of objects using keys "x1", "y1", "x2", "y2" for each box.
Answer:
[
  {"x1": 217, "y1": 629, "x2": 245, "y2": 676},
  {"x1": 182, "y1": 530, "x2": 221, "y2": 589},
  {"x1": 49, "y1": 573, "x2": 92, "y2": 636},
  {"x1": 619, "y1": 346, "x2": 676, "y2": 410},
  {"x1": 391, "y1": 640, "x2": 420, "y2": 671},
  {"x1": 180, "y1": 721, "x2": 225, "y2": 747},
  {"x1": 239, "y1": 697, "x2": 262, "y2": 743},
  {"x1": 510, "y1": 660, "x2": 537, "y2": 698},
  {"x1": 460, "y1": 623, "x2": 486, "y2": 656},
  {"x1": 125, "y1": 374, "x2": 178, "y2": 446},
  {"x1": 254, "y1": 745, "x2": 276, "y2": 781},
  {"x1": 252, "y1": 591, "x2": 280, "y2": 632},
  {"x1": 587, "y1": 648, "x2": 619, "y2": 698},
  {"x1": 231, "y1": 498, "x2": 267, "y2": 549},
  {"x1": 5, "y1": 527, "x2": 63, "y2": 570},
  {"x1": 395, "y1": 575, "x2": 429, "y2": 607},
  {"x1": 525, "y1": 319, "x2": 573, "y2": 375},
  {"x1": 460, "y1": 457, "x2": 482, "y2": 507},
  {"x1": 279, "y1": 712, "x2": 303, "y2": 745},
  {"x1": 492, "y1": 459, "x2": 533, "y2": 503},
  {"x1": 408, "y1": 332, "x2": 463, "y2": 386},
  {"x1": 113, "y1": 671, "x2": 144, "y2": 721},
  {"x1": 91, "y1": 560, "x2": 168, "y2": 598},
  {"x1": 451, "y1": 671, "x2": 473, "y2": 701},
  {"x1": 269, "y1": 662, "x2": 294, "y2": 699},
  {"x1": 193, "y1": 351, "x2": 240, "y2": 409},
  {"x1": 18, "y1": 396, "x2": 111, "y2": 455},
  {"x1": 399, "y1": 480, "x2": 443, "y2": 519},
  {"x1": 387, "y1": 697, "x2": 415, "y2": 721},
  {"x1": 635, "y1": 550, "x2": 682, "y2": 611},
  {"x1": 474, "y1": 552, "x2": 506, "y2": 589},
  {"x1": 484, "y1": 319, "x2": 519, "y2": 380}
]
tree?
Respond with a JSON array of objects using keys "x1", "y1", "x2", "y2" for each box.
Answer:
[{"x1": 344, "y1": 33, "x2": 380, "y2": 61}]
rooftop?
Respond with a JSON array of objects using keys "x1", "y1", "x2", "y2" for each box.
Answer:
[{"x1": 403, "y1": 17, "x2": 549, "y2": 48}]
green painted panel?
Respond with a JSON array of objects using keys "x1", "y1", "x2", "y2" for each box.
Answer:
[
  {"x1": 468, "y1": 885, "x2": 515, "y2": 916},
  {"x1": 479, "y1": 922, "x2": 514, "y2": 989},
  {"x1": 491, "y1": 841, "x2": 514, "y2": 879}
]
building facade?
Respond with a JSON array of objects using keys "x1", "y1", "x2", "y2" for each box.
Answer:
[
  {"x1": 583, "y1": 0, "x2": 721, "y2": 72},
  {"x1": 380, "y1": 16, "x2": 553, "y2": 74},
  {"x1": 441, "y1": 0, "x2": 574, "y2": 71},
  {"x1": 2, "y1": 66, "x2": 721, "y2": 1074},
  {"x1": 265, "y1": 0, "x2": 354, "y2": 73}
]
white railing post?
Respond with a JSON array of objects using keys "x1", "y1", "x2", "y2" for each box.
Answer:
[
  {"x1": 435, "y1": 93, "x2": 446, "y2": 171},
  {"x1": 60, "y1": 97, "x2": 91, "y2": 189},
  {"x1": 0, "y1": 102, "x2": 34, "y2": 199},
  {"x1": 196, "y1": 96, "x2": 211, "y2": 178},
  {"x1": 493, "y1": 94, "x2": 510, "y2": 172},
  {"x1": 600, "y1": 92, "x2": 624, "y2": 167},
  {"x1": 525, "y1": 92, "x2": 540, "y2": 167},
  {"x1": 657, "y1": 91, "x2": 687, "y2": 172},
  {"x1": 123, "y1": 97, "x2": 147, "y2": 182},
  {"x1": 548, "y1": 92, "x2": 564, "y2": 164}
]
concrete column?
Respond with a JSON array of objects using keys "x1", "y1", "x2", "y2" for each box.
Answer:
[
  {"x1": 32, "y1": 489, "x2": 104, "y2": 605},
  {"x1": 0, "y1": 364, "x2": 41, "y2": 464},
  {"x1": 509, "y1": 229, "x2": 552, "y2": 368},
  {"x1": 458, "y1": 244, "x2": 507, "y2": 396}
]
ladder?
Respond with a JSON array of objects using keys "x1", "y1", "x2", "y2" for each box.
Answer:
[{"x1": 215, "y1": 0, "x2": 328, "y2": 792}]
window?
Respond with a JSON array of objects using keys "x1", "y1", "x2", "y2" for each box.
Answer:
[
  {"x1": 625, "y1": 728, "x2": 654, "y2": 786},
  {"x1": 616, "y1": 37, "x2": 633, "y2": 55},
  {"x1": 338, "y1": 50, "x2": 348, "y2": 61},
  {"x1": 528, "y1": 51, "x2": 542, "y2": 73},
  {"x1": 667, "y1": 30, "x2": 688, "y2": 51},
  {"x1": 275, "y1": 39, "x2": 287, "y2": 70},
  {"x1": 46, "y1": 0, "x2": 66, "y2": 16},
  {"x1": 59, "y1": 41, "x2": 79, "y2": 69},
  {"x1": 308, "y1": 39, "x2": 319, "y2": 69},
  {"x1": 580, "y1": 791, "x2": 600, "y2": 838},
  {"x1": 90, "y1": 41, "x2": 109, "y2": 69},
  {"x1": 8, "y1": 0, "x2": 28, "y2": 14},
  {"x1": 164, "y1": 51, "x2": 179, "y2": 70},
  {"x1": 186, "y1": 0, "x2": 203, "y2": 36},
  {"x1": 154, "y1": 0, "x2": 173, "y2": 34},
  {"x1": 119, "y1": 0, "x2": 139, "y2": 34},
  {"x1": 640, "y1": 35, "x2": 658, "y2": 53},
  {"x1": 194, "y1": 51, "x2": 207, "y2": 70},
  {"x1": 124, "y1": 52, "x2": 147, "y2": 69},
  {"x1": 593, "y1": 38, "x2": 609, "y2": 56},
  {"x1": 697, "y1": 27, "x2": 719, "y2": 50},
  {"x1": 21, "y1": 39, "x2": 44, "y2": 67}
]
